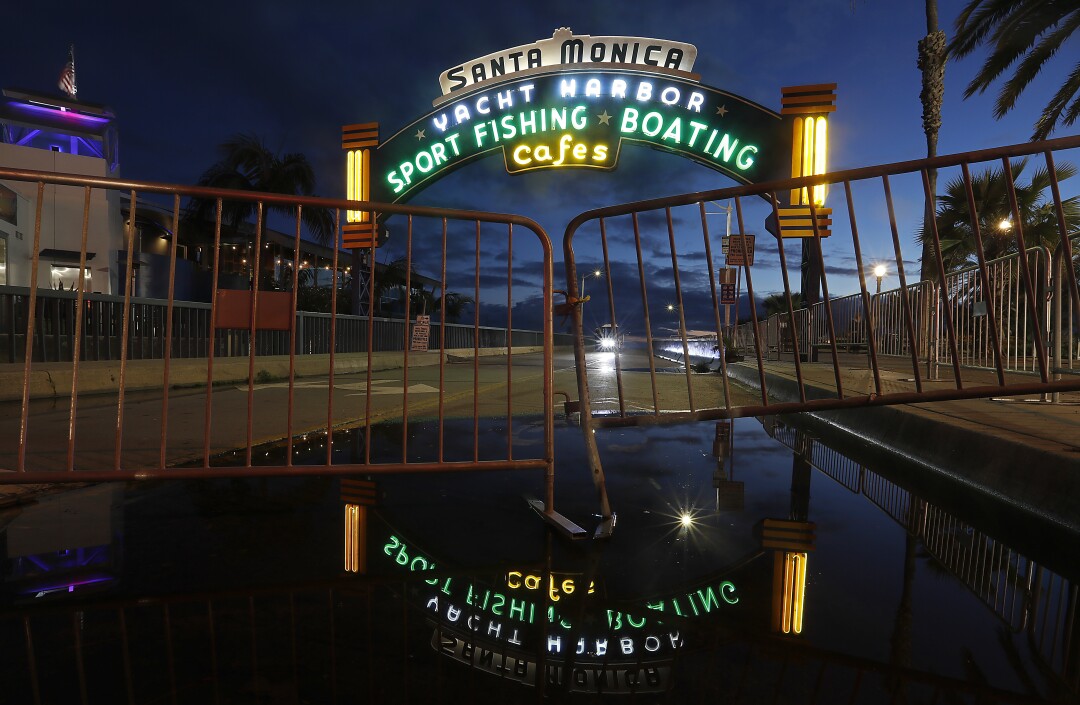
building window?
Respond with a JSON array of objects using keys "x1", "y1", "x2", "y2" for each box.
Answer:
[
  {"x1": 0, "y1": 184, "x2": 16, "y2": 226},
  {"x1": 50, "y1": 264, "x2": 90, "y2": 291},
  {"x1": 0, "y1": 236, "x2": 7, "y2": 286}
]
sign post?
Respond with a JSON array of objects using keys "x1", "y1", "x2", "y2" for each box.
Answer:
[
  {"x1": 410, "y1": 314, "x2": 431, "y2": 351},
  {"x1": 725, "y1": 235, "x2": 755, "y2": 267},
  {"x1": 719, "y1": 267, "x2": 737, "y2": 306}
]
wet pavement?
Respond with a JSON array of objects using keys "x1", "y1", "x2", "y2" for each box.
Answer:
[{"x1": 2, "y1": 414, "x2": 1077, "y2": 703}]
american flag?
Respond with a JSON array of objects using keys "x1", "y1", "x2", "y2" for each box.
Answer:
[{"x1": 58, "y1": 46, "x2": 76, "y2": 99}]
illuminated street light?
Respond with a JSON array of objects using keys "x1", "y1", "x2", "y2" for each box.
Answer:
[
  {"x1": 998, "y1": 218, "x2": 1012, "y2": 231},
  {"x1": 580, "y1": 269, "x2": 602, "y2": 299},
  {"x1": 873, "y1": 264, "x2": 887, "y2": 294}
]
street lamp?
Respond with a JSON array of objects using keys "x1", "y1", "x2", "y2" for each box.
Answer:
[
  {"x1": 873, "y1": 264, "x2": 887, "y2": 294},
  {"x1": 581, "y1": 269, "x2": 602, "y2": 299}
]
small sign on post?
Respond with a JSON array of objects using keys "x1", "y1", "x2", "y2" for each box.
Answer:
[
  {"x1": 726, "y1": 235, "x2": 756, "y2": 266},
  {"x1": 719, "y1": 267, "x2": 737, "y2": 305},
  {"x1": 410, "y1": 314, "x2": 431, "y2": 351}
]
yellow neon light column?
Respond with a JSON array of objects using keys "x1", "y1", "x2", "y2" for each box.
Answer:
[
  {"x1": 781, "y1": 84, "x2": 836, "y2": 209},
  {"x1": 781, "y1": 551, "x2": 807, "y2": 634},
  {"x1": 344, "y1": 503, "x2": 367, "y2": 573},
  {"x1": 346, "y1": 148, "x2": 370, "y2": 224},
  {"x1": 791, "y1": 117, "x2": 828, "y2": 207},
  {"x1": 341, "y1": 122, "x2": 379, "y2": 249}
]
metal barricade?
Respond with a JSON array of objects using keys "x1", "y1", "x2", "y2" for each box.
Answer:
[
  {"x1": 810, "y1": 292, "x2": 867, "y2": 353},
  {"x1": 871, "y1": 281, "x2": 936, "y2": 362},
  {"x1": 562, "y1": 136, "x2": 1080, "y2": 524},
  {"x1": 0, "y1": 168, "x2": 559, "y2": 527},
  {"x1": 1053, "y1": 234, "x2": 1080, "y2": 383},
  {"x1": 937, "y1": 248, "x2": 1051, "y2": 373}
]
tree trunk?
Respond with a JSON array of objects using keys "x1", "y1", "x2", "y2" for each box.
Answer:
[{"x1": 918, "y1": 0, "x2": 946, "y2": 284}]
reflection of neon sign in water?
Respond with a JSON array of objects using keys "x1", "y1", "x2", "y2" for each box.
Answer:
[
  {"x1": 434, "y1": 626, "x2": 671, "y2": 694},
  {"x1": 506, "y1": 569, "x2": 595, "y2": 601},
  {"x1": 381, "y1": 534, "x2": 738, "y2": 638},
  {"x1": 378, "y1": 533, "x2": 745, "y2": 692}
]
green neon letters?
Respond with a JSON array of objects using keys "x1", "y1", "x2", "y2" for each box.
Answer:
[{"x1": 372, "y1": 69, "x2": 786, "y2": 204}]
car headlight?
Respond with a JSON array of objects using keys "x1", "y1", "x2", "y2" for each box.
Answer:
[{"x1": 599, "y1": 337, "x2": 616, "y2": 349}]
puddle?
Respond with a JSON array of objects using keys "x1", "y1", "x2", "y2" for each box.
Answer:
[{"x1": 1, "y1": 416, "x2": 1076, "y2": 702}]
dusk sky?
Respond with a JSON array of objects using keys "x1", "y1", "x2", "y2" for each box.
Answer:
[{"x1": 4, "y1": 0, "x2": 1076, "y2": 332}]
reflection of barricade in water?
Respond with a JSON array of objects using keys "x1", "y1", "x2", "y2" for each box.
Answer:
[{"x1": 763, "y1": 418, "x2": 1079, "y2": 693}]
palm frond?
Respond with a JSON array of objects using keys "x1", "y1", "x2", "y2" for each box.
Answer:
[{"x1": 950, "y1": 0, "x2": 1080, "y2": 138}]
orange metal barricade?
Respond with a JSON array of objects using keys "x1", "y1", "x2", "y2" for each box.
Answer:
[
  {"x1": 562, "y1": 135, "x2": 1080, "y2": 523},
  {"x1": 0, "y1": 169, "x2": 556, "y2": 523}
]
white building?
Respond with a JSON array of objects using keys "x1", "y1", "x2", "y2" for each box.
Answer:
[{"x1": 0, "y1": 87, "x2": 125, "y2": 293}]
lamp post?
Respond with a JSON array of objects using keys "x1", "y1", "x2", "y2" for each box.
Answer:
[
  {"x1": 708, "y1": 201, "x2": 735, "y2": 335},
  {"x1": 873, "y1": 264, "x2": 887, "y2": 294},
  {"x1": 581, "y1": 269, "x2": 601, "y2": 299}
]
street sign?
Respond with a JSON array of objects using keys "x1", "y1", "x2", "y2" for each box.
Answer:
[
  {"x1": 719, "y1": 267, "x2": 737, "y2": 285},
  {"x1": 720, "y1": 283, "x2": 737, "y2": 305},
  {"x1": 410, "y1": 314, "x2": 431, "y2": 351},
  {"x1": 726, "y1": 235, "x2": 755, "y2": 266}
]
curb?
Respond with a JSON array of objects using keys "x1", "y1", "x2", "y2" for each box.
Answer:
[
  {"x1": 726, "y1": 362, "x2": 1080, "y2": 536},
  {"x1": 0, "y1": 346, "x2": 550, "y2": 402}
]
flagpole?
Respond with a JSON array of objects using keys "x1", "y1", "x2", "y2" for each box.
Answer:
[{"x1": 69, "y1": 44, "x2": 77, "y2": 100}]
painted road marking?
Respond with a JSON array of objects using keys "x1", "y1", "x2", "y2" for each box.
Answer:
[{"x1": 239, "y1": 379, "x2": 439, "y2": 395}]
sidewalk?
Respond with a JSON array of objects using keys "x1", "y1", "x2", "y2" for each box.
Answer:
[
  {"x1": 0, "y1": 349, "x2": 556, "y2": 483},
  {"x1": 724, "y1": 354, "x2": 1080, "y2": 533}
]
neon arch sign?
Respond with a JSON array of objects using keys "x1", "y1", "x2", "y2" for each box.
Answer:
[{"x1": 343, "y1": 29, "x2": 835, "y2": 243}]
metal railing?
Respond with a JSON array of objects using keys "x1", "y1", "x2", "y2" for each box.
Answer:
[
  {"x1": 938, "y1": 248, "x2": 1051, "y2": 374},
  {"x1": 0, "y1": 285, "x2": 568, "y2": 363},
  {"x1": 736, "y1": 244, "x2": 1059, "y2": 378},
  {"x1": 1054, "y1": 234, "x2": 1080, "y2": 379},
  {"x1": 0, "y1": 167, "x2": 559, "y2": 527}
]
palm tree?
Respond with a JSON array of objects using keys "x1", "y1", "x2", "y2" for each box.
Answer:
[
  {"x1": 918, "y1": 158, "x2": 1080, "y2": 272},
  {"x1": 374, "y1": 257, "x2": 474, "y2": 321},
  {"x1": 762, "y1": 292, "x2": 806, "y2": 317},
  {"x1": 949, "y1": 0, "x2": 1080, "y2": 140},
  {"x1": 432, "y1": 291, "x2": 474, "y2": 322},
  {"x1": 186, "y1": 134, "x2": 335, "y2": 266},
  {"x1": 918, "y1": 0, "x2": 947, "y2": 283}
]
